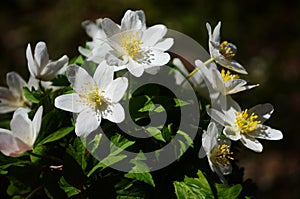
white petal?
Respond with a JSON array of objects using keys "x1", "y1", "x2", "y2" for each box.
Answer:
[
  {"x1": 32, "y1": 106, "x2": 43, "y2": 143},
  {"x1": 93, "y1": 61, "x2": 114, "y2": 91},
  {"x1": 81, "y1": 20, "x2": 100, "y2": 38},
  {"x1": 0, "y1": 129, "x2": 31, "y2": 157},
  {"x1": 147, "y1": 50, "x2": 170, "y2": 66},
  {"x1": 142, "y1": 25, "x2": 167, "y2": 47},
  {"x1": 101, "y1": 18, "x2": 120, "y2": 37},
  {"x1": 39, "y1": 55, "x2": 69, "y2": 81},
  {"x1": 212, "y1": 21, "x2": 221, "y2": 44},
  {"x1": 0, "y1": 87, "x2": 14, "y2": 100},
  {"x1": 34, "y1": 41, "x2": 49, "y2": 69},
  {"x1": 251, "y1": 125, "x2": 283, "y2": 140},
  {"x1": 211, "y1": 69, "x2": 226, "y2": 94},
  {"x1": 26, "y1": 44, "x2": 38, "y2": 78},
  {"x1": 240, "y1": 135, "x2": 263, "y2": 152},
  {"x1": 206, "y1": 108, "x2": 226, "y2": 126},
  {"x1": 103, "y1": 103, "x2": 125, "y2": 123},
  {"x1": 223, "y1": 126, "x2": 241, "y2": 141},
  {"x1": 121, "y1": 10, "x2": 146, "y2": 31},
  {"x1": 126, "y1": 61, "x2": 144, "y2": 77},
  {"x1": 154, "y1": 38, "x2": 174, "y2": 51},
  {"x1": 7, "y1": 72, "x2": 26, "y2": 98},
  {"x1": 105, "y1": 78, "x2": 128, "y2": 103},
  {"x1": 75, "y1": 108, "x2": 100, "y2": 137},
  {"x1": 55, "y1": 93, "x2": 86, "y2": 113},
  {"x1": 10, "y1": 109, "x2": 33, "y2": 146},
  {"x1": 249, "y1": 103, "x2": 274, "y2": 123},
  {"x1": 66, "y1": 65, "x2": 96, "y2": 94},
  {"x1": 216, "y1": 57, "x2": 248, "y2": 75},
  {"x1": 202, "y1": 122, "x2": 218, "y2": 153}
]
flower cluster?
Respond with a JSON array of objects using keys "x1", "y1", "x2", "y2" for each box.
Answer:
[
  {"x1": 0, "y1": 10, "x2": 283, "y2": 192},
  {"x1": 174, "y1": 22, "x2": 283, "y2": 181}
]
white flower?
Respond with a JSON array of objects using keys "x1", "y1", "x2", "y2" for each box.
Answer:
[
  {"x1": 202, "y1": 122, "x2": 233, "y2": 183},
  {"x1": 0, "y1": 72, "x2": 31, "y2": 113},
  {"x1": 78, "y1": 18, "x2": 107, "y2": 63},
  {"x1": 206, "y1": 22, "x2": 247, "y2": 74},
  {"x1": 195, "y1": 60, "x2": 258, "y2": 95},
  {"x1": 98, "y1": 9, "x2": 173, "y2": 77},
  {"x1": 26, "y1": 41, "x2": 69, "y2": 81},
  {"x1": 0, "y1": 106, "x2": 43, "y2": 157},
  {"x1": 207, "y1": 103, "x2": 283, "y2": 152},
  {"x1": 54, "y1": 61, "x2": 128, "y2": 137}
]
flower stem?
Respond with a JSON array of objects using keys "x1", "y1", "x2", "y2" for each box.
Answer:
[{"x1": 203, "y1": 57, "x2": 215, "y2": 65}]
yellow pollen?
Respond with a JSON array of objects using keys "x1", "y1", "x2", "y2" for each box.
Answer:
[
  {"x1": 121, "y1": 31, "x2": 143, "y2": 59},
  {"x1": 78, "y1": 85, "x2": 110, "y2": 114},
  {"x1": 221, "y1": 69, "x2": 240, "y2": 82},
  {"x1": 210, "y1": 144, "x2": 234, "y2": 166},
  {"x1": 234, "y1": 109, "x2": 261, "y2": 134},
  {"x1": 219, "y1": 41, "x2": 236, "y2": 60}
]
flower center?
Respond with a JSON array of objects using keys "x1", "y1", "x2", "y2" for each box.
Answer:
[
  {"x1": 210, "y1": 144, "x2": 234, "y2": 166},
  {"x1": 219, "y1": 41, "x2": 237, "y2": 60},
  {"x1": 121, "y1": 31, "x2": 143, "y2": 59},
  {"x1": 234, "y1": 109, "x2": 261, "y2": 134},
  {"x1": 79, "y1": 85, "x2": 111, "y2": 115},
  {"x1": 221, "y1": 69, "x2": 240, "y2": 82}
]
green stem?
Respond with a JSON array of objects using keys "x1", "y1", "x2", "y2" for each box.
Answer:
[
  {"x1": 25, "y1": 186, "x2": 42, "y2": 199},
  {"x1": 203, "y1": 57, "x2": 215, "y2": 65}
]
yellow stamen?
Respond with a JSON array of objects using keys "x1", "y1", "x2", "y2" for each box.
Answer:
[
  {"x1": 234, "y1": 109, "x2": 261, "y2": 134},
  {"x1": 221, "y1": 69, "x2": 240, "y2": 82},
  {"x1": 219, "y1": 41, "x2": 236, "y2": 60},
  {"x1": 78, "y1": 85, "x2": 111, "y2": 115},
  {"x1": 121, "y1": 31, "x2": 143, "y2": 59},
  {"x1": 210, "y1": 144, "x2": 234, "y2": 166}
]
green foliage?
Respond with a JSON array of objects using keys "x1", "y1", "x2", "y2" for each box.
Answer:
[
  {"x1": 174, "y1": 170, "x2": 242, "y2": 199},
  {"x1": 23, "y1": 87, "x2": 40, "y2": 104}
]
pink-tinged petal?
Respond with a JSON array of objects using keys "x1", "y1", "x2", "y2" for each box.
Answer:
[
  {"x1": 103, "y1": 103, "x2": 125, "y2": 123},
  {"x1": 26, "y1": 44, "x2": 38, "y2": 77},
  {"x1": 142, "y1": 25, "x2": 167, "y2": 47},
  {"x1": 10, "y1": 109, "x2": 33, "y2": 146},
  {"x1": 6, "y1": 72, "x2": 26, "y2": 98},
  {"x1": 32, "y1": 106, "x2": 43, "y2": 143},
  {"x1": 66, "y1": 65, "x2": 95, "y2": 94},
  {"x1": 34, "y1": 41, "x2": 49, "y2": 69},
  {"x1": 223, "y1": 126, "x2": 241, "y2": 141},
  {"x1": 0, "y1": 129, "x2": 31, "y2": 157},
  {"x1": 154, "y1": 38, "x2": 174, "y2": 51},
  {"x1": 249, "y1": 103, "x2": 274, "y2": 123},
  {"x1": 105, "y1": 78, "x2": 128, "y2": 103},
  {"x1": 55, "y1": 93, "x2": 86, "y2": 113},
  {"x1": 121, "y1": 10, "x2": 146, "y2": 31},
  {"x1": 94, "y1": 61, "x2": 114, "y2": 91},
  {"x1": 75, "y1": 108, "x2": 100, "y2": 137},
  {"x1": 240, "y1": 135, "x2": 263, "y2": 152}
]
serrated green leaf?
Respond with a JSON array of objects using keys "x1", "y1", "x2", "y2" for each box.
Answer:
[
  {"x1": 145, "y1": 127, "x2": 166, "y2": 142},
  {"x1": 38, "y1": 126, "x2": 74, "y2": 145},
  {"x1": 216, "y1": 183, "x2": 242, "y2": 199},
  {"x1": 23, "y1": 87, "x2": 40, "y2": 103},
  {"x1": 66, "y1": 138, "x2": 87, "y2": 171},
  {"x1": 177, "y1": 130, "x2": 194, "y2": 148}
]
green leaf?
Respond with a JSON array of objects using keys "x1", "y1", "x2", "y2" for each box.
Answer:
[
  {"x1": 69, "y1": 55, "x2": 84, "y2": 65},
  {"x1": 38, "y1": 126, "x2": 74, "y2": 145},
  {"x1": 59, "y1": 176, "x2": 81, "y2": 198},
  {"x1": 87, "y1": 134, "x2": 135, "y2": 177},
  {"x1": 88, "y1": 133, "x2": 103, "y2": 154},
  {"x1": 23, "y1": 87, "x2": 40, "y2": 103},
  {"x1": 173, "y1": 170, "x2": 214, "y2": 199},
  {"x1": 216, "y1": 183, "x2": 242, "y2": 199},
  {"x1": 177, "y1": 130, "x2": 194, "y2": 148},
  {"x1": 51, "y1": 74, "x2": 70, "y2": 86},
  {"x1": 124, "y1": 152, "x2": 155, "y2": 187},
  {"x1": 145, "y1": 126, "x2": 166, "y2": 142},
  {"x1": 7, "y1": 180, "x2": 31, "y2": 196},
  {"x1": 66, "y1": 138, "x2": 87, "y2": 171}
]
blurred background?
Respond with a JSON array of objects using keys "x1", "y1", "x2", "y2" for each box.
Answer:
[{"x1": 0, "y1": 0, "x2": 299, "y2": 198}]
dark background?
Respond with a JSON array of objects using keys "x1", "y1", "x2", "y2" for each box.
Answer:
[{"x1": 0, "y1": 0, "x2": 299, "y2": 198}]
